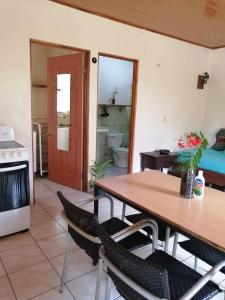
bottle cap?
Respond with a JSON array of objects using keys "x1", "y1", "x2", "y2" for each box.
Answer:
[{"x1": 198, "y1": 170, "x2": 203, "y2": 176}]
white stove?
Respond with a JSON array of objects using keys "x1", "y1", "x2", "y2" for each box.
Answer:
[
  {"x1": 0, "y1": 126, "x2": 29, "y2": 163},
  {"x1": 0, "y1": 141, "x2": 29, "y2": 163},
  {"x1": 0, "y1": 126, "x2": 30, "y2": 237}
]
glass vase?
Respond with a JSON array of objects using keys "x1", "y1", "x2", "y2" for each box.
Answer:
[{"x1": 180, "y1": 170, "x2": 195, "y2": 199}]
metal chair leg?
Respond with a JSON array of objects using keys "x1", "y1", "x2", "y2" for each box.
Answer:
[
  {"x1": 194, "y1": 256, "x2": 198, "y2": 270},
  {"x1": 104, "y1": 276, "x2": 112, "y2": 300},
  {"x1": 122, "y1": 203, "x2": 126, "y2": 221},
  {"x1": 172, "y1": 232, "x2": 179, "y2": 257},
  {"x1": 164, "y1": 226, "x2": 170, "y2": 253},
  {"x1": 59, "y1": 234, "x2": 72, "y2": 292},
  {"x1": 95, "y1": 259, "x2": 103, "y2": 300},
  {"x1": 160, "y1": 241, "x2": 164, "y2": 247}
]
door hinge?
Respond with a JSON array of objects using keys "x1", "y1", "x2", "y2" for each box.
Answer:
[{"x1": 82, "y1": 68, "x2": 86, "y2": 74}]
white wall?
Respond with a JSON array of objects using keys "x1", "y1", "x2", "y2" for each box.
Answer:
[
  {"x1": 0, "y1": 0, "x2": 211, "y2": 199},
  {"x1": 98, "y1": 56, "x2": 133, "y2": 105},
  {"x1": 204, "y1": 49, "x2": 225, "y2": 146}
]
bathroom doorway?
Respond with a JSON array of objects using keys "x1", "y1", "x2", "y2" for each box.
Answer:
[
  {"x1": 96, "y1": 53, "x2": 138, "y2": 177},
  {"x1": 30, "y1": 40, "x2": 89, "y2": 190}
]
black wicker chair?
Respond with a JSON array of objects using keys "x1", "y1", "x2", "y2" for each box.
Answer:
[
  {"x1": 125, "y1": 212, "x2": 176, "y2": 252},
  {"x1": 179, "y1": 238, "x2": 225, "y2": 273},
  {"x1": 95, "y1": 220, "x2": 223, "y2": 300},
  {"x1": 57, "y1": 191, "x2": 152, "y2": 292}
]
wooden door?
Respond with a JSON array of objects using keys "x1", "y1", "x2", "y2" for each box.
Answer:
[{"x1": 47, "y1": 54, "x2": 83, "y2": 189}]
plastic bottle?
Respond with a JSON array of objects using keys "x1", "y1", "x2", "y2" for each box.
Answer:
[{"x1": 193, "y1": 170, "x2": 205, "y2": 199}]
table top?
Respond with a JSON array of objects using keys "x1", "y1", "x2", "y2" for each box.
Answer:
[
  {"x1": 96, "y1": 170, "x2": 225, "y2": 252},
  {"x1": 140, "y1": 151, "x2": 177, "y2": 158}
]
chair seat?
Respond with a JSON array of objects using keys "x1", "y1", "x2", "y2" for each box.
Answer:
[
  {"x1": 69, "y1": 216, "x2": 151, "y2": 266},
  {"x1": 126, "y1": 213, "x2": 175, "y2": 241},
  {"x1": 146, "y1": 250, "x2": 221, "y2": 300},
  {"x1": 102, "y1": 217, "x2": 152, "y2": 252},
  {"x1": 179, "y1": 239, "x2": 225, "y2": 274}
]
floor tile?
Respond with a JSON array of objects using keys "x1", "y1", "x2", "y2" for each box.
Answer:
[
  {"x1": 31, "y1": 286, "x2": 74, "y2": 300},
  {"x1": 37, "y1": 233, "x2": 77, "y2": 259},
  {"x1": 133, "y1": 244, "x2": 153, "y2": 259},
  {"x1": 219, "y1": 278, "x2": 225, "y2": 288},
  {"x1": 31, "y1": 210, "x2": 52, "y2": 225},
  {"x1": 60, "y1": 190, "x2": 93, "y2": 205},
  {"x1": 9, "y1": 261, "x2": 60, "y2": 300},
  {"x1": 37, "y1": 196, "x2": 62, "y2": 209},
  {"x1": 50, "y1": 249, "x2": 96, "y2": 282},
  {"x1": 30, "y1": 220, "x2": 65, "y2": 241},
  {"x1": 0, "y1": 259, "x2": 6, "y2": 277},
  {"x1": 0, "y1": 245, "x2": 46, "y2": 274},
  {"x1": 167, "y1": 236, "x2": 192, "y2": 261},
  {"x1": 0, "y1": 231, "x2": 35, "y2": 253},
  {"x1": 45, "y1": 205, "x2": 63, "y2": 219},
  {"x1": 41, "y1": 179, "x2": 76, "y2": 194},
  {"x1": 0, "y1": 276, "x2": 16, "y2": 300},
  {"x1": 210, "y1": 293, "x2": 225, "y2": 300},
  {"x1": 66, "y1": 269, "x2": 120, "y2": 300},
  {"x1": 35, "y1": 183, "x2": 56, "y2": 199},
  {"x1": 55, "y1": 216, "x2": 68, "y2": 231},
  {"x1": 31, "y1": 203, "x2": 43, "y2": 212}
]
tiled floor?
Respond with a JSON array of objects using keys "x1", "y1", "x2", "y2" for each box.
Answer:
[
  {"x1": 0, "y1": 177, "x2": 224, "y2": 300},
  {"x1": 104, "y1": 164, "x2": 128, "y2": 178}
]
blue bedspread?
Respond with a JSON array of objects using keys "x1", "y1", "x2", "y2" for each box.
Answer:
[{"x1": 178, "y1": 148, "x2": 225, "y2": 174}]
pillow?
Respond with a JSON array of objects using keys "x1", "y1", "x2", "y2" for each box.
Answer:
[
  {"x1": 211, "y1": 130, "x2": 225, "y2": 151},
  {"x1": 212, "y1": 142, "x2": 225, "y2": 151}
]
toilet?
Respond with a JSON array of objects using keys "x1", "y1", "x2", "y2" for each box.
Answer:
[{"x1": 106, "y1": 133, "x2": 129, "y2": 168}]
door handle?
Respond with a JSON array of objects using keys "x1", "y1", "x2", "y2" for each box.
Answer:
[{"x1": 47, "y1": 132, "x2": 53, "y2": 136}]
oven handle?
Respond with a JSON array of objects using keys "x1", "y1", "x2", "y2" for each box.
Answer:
[{"x1": 0, "y1": 164, "x2": 27, "y2": 173}]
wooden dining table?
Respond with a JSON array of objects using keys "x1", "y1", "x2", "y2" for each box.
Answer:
[{"x1": 95, "y1": 170, "x2": 225, "y2": 253}]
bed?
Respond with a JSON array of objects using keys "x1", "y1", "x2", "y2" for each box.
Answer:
[
  {"x1": 177, "y1": 129, "x2": 225, "y2": 188},
  {"x1": 197, "y1": 148, "x2": 225, "y2": 187}
]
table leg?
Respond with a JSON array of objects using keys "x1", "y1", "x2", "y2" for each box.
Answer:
[
  {"x1": 122, "y1": 203, "x2": 126, "y2": 221},
  {"x1": 94, "y1": 185, "x2": 100, "y2": 216}
]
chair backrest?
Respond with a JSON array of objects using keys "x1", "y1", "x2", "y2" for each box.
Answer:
[
  {"x1": 57, "y1": 191, "x2": 96, "y2": 233},
  {"x1": 57, "y1": 191, "x2": 102, "y2": 265},
  {"x1": 96, "y1": 222, "x2": 170, "y2": 300}
]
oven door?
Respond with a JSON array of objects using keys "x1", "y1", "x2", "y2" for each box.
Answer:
[{"x1": 0, "y1": 161, "x2": 30, "y2": 212}]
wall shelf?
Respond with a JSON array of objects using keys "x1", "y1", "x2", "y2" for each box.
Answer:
[
  {"x1": 98, "y1": 103, "x2": 131, "y2": 114},
  {"x1": 98, "y1": 104, "x2": 131, "y2": 107}
]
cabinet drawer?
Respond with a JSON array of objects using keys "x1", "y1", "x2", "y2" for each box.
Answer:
[
  {"x1": 157, "y1": 157, "x2": 176, "y2": 169},
  {"x1": 141, "y1": 156, "x2": 156, "y2": 169}
]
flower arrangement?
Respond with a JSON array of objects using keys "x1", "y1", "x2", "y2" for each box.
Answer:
[{"x1": 177, "y1": 132, "x2": 208, "y2": 172}]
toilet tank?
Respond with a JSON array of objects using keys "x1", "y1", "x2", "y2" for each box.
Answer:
[{"x1": 106, "y1": 133, "x2": 123, "y2": 148}]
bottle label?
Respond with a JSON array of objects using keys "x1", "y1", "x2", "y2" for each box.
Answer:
[{"x1": 193, "y1": 178, "x2": 203, "y2": 196}]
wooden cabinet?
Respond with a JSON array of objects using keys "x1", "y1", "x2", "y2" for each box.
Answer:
[{"x1": 140, "y1": 151, "x2": 177, "y2": 171}]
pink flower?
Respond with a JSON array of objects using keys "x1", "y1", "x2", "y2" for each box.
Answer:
[{"x1": 177, "y1": 132, "x2": 203, "y2": 149}]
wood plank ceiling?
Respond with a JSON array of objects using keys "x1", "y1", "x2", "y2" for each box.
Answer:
[{"x1": 51, "y1": 0, "x2": 225, "y2": 49}]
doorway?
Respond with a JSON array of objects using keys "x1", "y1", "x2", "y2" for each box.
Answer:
[
  {"x1": 96, "y1": 54, "x2": 138, "y2": 177},
  {"x1": 30, "y1": 40, "x2": 89, "y2": 190}
]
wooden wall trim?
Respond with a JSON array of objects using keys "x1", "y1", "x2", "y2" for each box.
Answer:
[
  {"x1": 212, "y1": 45, "x2": 225, "y2": 50},
  {"x1": 128, "y1": 60, "x2": 138, "y2": 173},
  {"x1": 50, "y1": 0, "x2": 211, "y2": 49},
  {"x1": 30, "y1": 38, "x2": 90, "y2": 53},
  {"x1": 98, "y1": 53, "x2": 138, "y2": 174},
  {"x1": 82, "y1": 51, "x2": 90, "y2": 191},
  {"x1": 30, "y1": 39, "x2": 90, "y2": 192}
]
